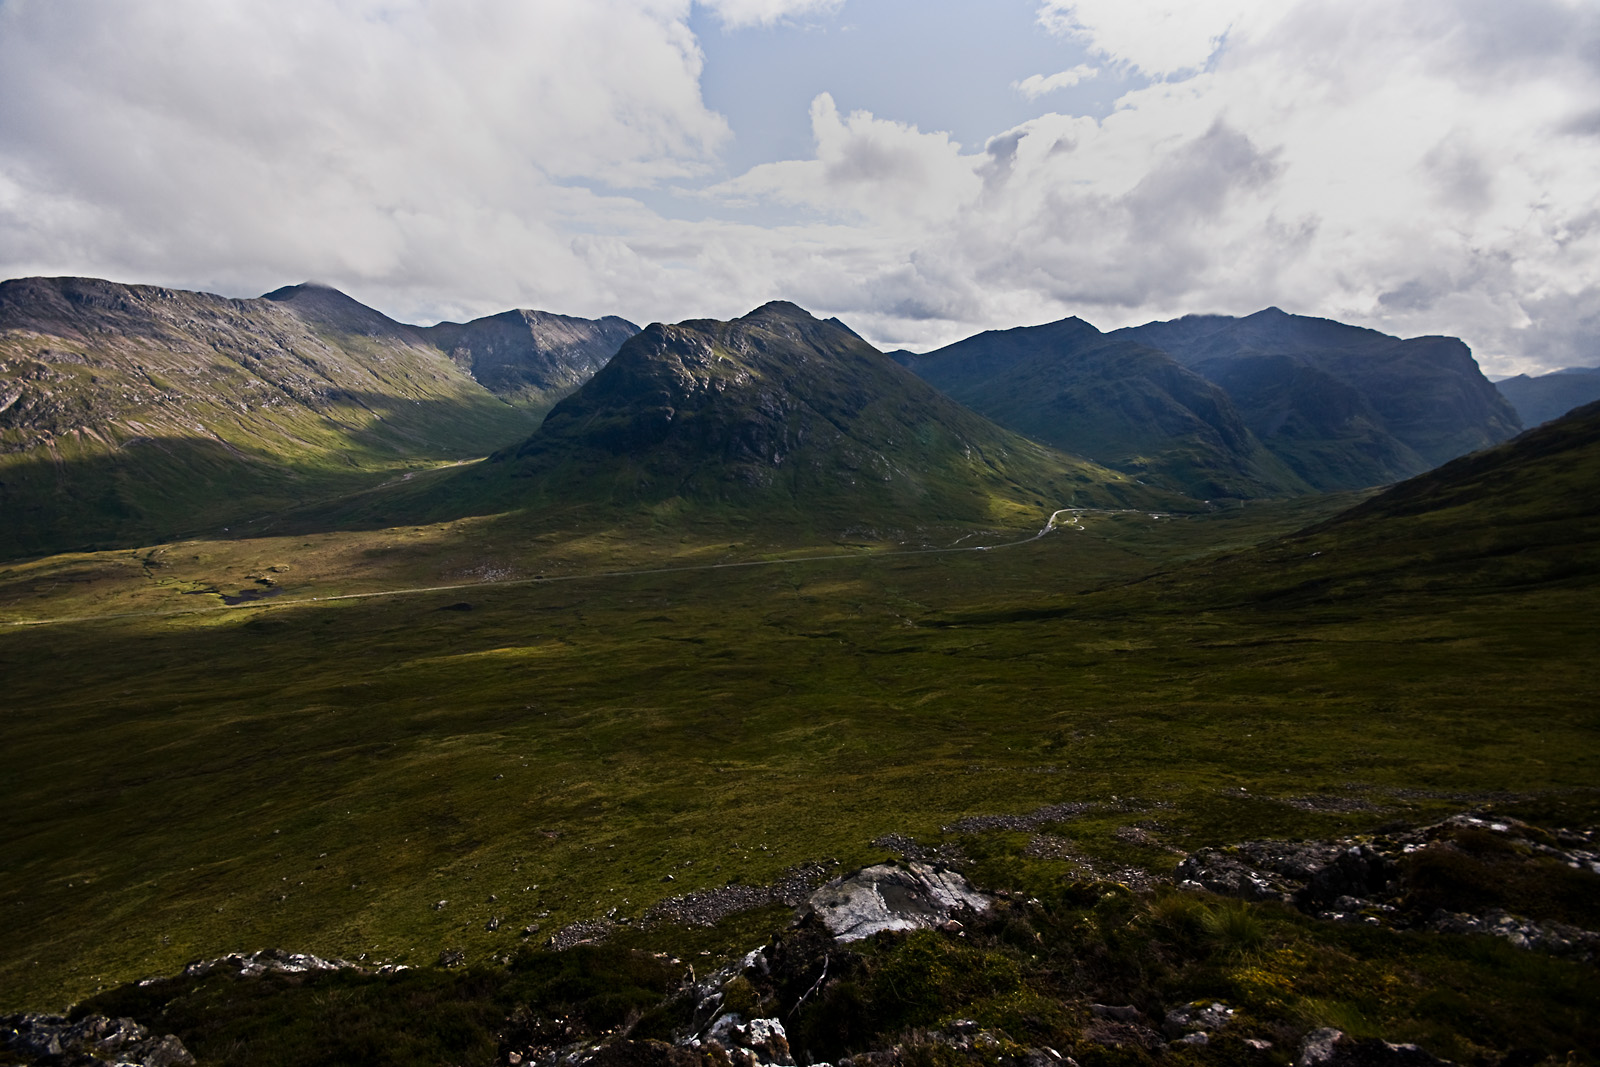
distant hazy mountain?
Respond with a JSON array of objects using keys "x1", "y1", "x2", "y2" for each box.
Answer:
[
  {"x1": 1116, "y1": 308, "x2": 1522, "y2": 490},
  {"x1": 263, "y1": 283, "x2": 637, "y2": 414},
  {"x1": 894, "y1": 317, "x2": 1307, "y2": 499},
  {"x1": 0, "y1": 277, "x2": 628, "y2": 558},
  {"x1": 466, "y1": 301, "x2": 1177, "y2": 530},
  {"x1": 1494, "y1": 367, "x2": 1600, "y2": 429},
  {"x1": 423, "y1": 309, "x2": 638, "y2": 413}
]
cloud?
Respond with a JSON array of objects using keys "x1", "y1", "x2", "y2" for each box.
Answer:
[
  {"x1": 702, "y1": 0, "x2": 1600, "y2": 371},
  {"x1": 1, "y1": 0, "x2": 1597, "y2": 373},
  {"x1": 1036, "y1": 0, "x2": 1285, "y2": 77},
  {"x1": 698, "y1": 0, "x2": 845, "y2": 28},
  {"x1": 705, "y1": 93, "x2": 980, "y2": 221},
  {"x1": 0, "y1": 0, "x2": 728, "y2": 320},
  {"x1": 1013, "y1": 64, "x2": 1099, "y2": 99}
]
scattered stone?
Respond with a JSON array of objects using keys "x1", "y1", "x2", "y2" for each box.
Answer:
[
  {"x1": 437, "y1": 948, "x2": 465, "y2": 967},
  {"x1": 704, "y1": 1014, "x2": 794, "y2": 1067},
  {"x1": 869, "y1": 833, "x2": 968, "y2": 867},
  {"x1": 1163, "y1": 1000, "x2": 1234, "y2": 1039},
  {"x1": 547, "y1": 919, "x2": 615, "y2": 951},
  {"x1": 1, "y1": 1012, "x2": 194, "y2": 1066},
  {"x1": 1026, "y1": 834, "x2": 1162, "y2": 890},
  {"x1": 183, "y1": 948, "x2": 352, "y2": 979},
  {"x1": 521, "y1": 923, "x2": 541, "y2": 937},
  {"x1": 486, "y1": 916, "x2": 501, "y2": 932},
  {"x1": 804, "y1": 862, "x2": 992, "y2": 942},
  {"x1": 645, "y1": 861, "x2": 836, "y2": 929},
  {"x1": 943, "y1": 801, "x2": 1095, "y2": 834},
  {"x1": 1428, "y1": 907, "x2": 1600, "y2": 962},
  {"x1": 1298, "y1": 1027, "x2": 1454, "y2": 1066},
  {"x1": 433, "y1": 899, "x2": 448, "y2": 910},
  {"x1": 1175, "y1": 812, "x2": 1600, "y2": 959}
]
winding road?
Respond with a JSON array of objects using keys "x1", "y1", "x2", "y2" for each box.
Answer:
[{"x1": 3, "y1": 507, "x2": 1167, "y2": 628}]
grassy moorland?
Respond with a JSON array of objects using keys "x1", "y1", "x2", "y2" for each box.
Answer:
[{"x1": 1, "y1": 407, "x2": 1597, "y2": 1065}]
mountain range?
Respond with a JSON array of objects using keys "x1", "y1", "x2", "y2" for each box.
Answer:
[
  {"x1": 0, "y1": 277, "x2": 635, "y2": 557},
  {"x1": 892, "y1": 317, "x2": 1305, "y2": 499},
  {"x1": 1494, "y1": 366, "x2": 1600, "y2": 429},
  {"x1": 459, "y1": 300, "x2": 1174, "y2": 530},
  {"x1": 0, "y1": 276, "x2": 1542, "y2": 559},
  {"x1": 896, "y1": 307, "x2": 1520, "y2": 499}
]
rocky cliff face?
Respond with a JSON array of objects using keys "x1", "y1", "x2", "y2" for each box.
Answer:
[
  {"x1": 425, "y1": 308, "x2": 637, "y2": 413},
  {"x1": 0, "y1": 277, "x2": 627, "y2": 558}
]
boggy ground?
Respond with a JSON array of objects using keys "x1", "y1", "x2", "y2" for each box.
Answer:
[{"x1": 1, "y1": 489, "x2": 1596, "y2": 1064}]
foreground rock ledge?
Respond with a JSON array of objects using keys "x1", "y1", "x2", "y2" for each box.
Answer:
[{"x1": 804, "y1": 861, "x2": 992, "y2": 941}]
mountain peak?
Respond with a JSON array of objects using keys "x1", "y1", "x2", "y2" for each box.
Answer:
[
  {"x1": 741, "y1": 300, "x2": 817, "y2": 323},
  {"x1": 467, "y1": 307, "x2": 1162, "y2": 525},
  {"x1": 260, "y1": 282, "x2": 409, "y2": 335}
]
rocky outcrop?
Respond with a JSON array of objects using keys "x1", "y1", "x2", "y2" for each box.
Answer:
[
  {"x1": 1, "y1": 1013, "x2": 193, "y2": 1066},
  {"x1": 1298, "y1": 1027, "x2": 1454, "y2": 1067},
  {"x1": 804, "y1": 862, "x2": 993, "y2": 942},
  {"x1": 1176, "y1": 813, "x2": 1600, "y2": 960},
  {"x1": 176, "y1": 946, "x2": 407, "y2": 980}
]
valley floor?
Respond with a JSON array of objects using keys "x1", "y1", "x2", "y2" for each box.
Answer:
[{"x1": 1, "y1": 495, "x2": 1596, "y2": 1064}]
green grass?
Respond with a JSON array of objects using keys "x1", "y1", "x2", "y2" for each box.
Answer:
[{"x1": 1, "y1": 485, "x2": 1595, "y2": 1019}]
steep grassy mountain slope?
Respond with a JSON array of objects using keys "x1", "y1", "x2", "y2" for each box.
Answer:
[
  {"x1": 1496, "y1": 367, "x2": 1600, "y2": 428},
  {"x1": 1103, "y1": 399, "x2": 1600, "y2": 619},
  {"x1": 894, "y1": 317, "x2": 1307, "y2": 499},
  {"x1": 1116, "y1": 307, "x2": 1522, "y2": 490},
  {"x1": 463, "y1": 301, "x2": 1179, "y2": 531},
  {"x1": 0, "y1": 278, "x2": 629, "y2": 559},
  {"x1": 424, "y1": 309, "x2": 638, "y2": 413}
]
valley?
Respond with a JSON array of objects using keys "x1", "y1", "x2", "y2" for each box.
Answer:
[{"x1": 1, "y1": 283, "x2": 1597, "y2": 1067}]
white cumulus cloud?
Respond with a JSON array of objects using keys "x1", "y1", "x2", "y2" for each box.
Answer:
[
  {"x1": 1013, "y1": 64, "x2": 1099, "y2": 99},
  {"x1": 1, "y1": 0, "x2": 1597, "y2": 373}
]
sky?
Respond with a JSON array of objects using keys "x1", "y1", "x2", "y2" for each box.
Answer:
[{"x1": 1, "y1": 0, "x2": 1597, "y2": 374}]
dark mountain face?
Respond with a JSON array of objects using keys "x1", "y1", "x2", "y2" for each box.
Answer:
[
  {"x1": 1116, "y1": 307, "x2": 1522, "y2": 488},
  {"x1": 424, "y1": 309, "x2": 638, "y2": 413},
  {"x1": 1495, "y1": 369, "x2": 1600, "y2": 429},
  {"x1": 896, "y1": 317, "x2": 1305, "y2": 499},
  {"x1": 478, "y1": 302, "x2": 1168, "y2": 527}
]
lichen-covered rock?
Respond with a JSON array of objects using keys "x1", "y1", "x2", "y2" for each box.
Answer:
[
  {"x1": 704, "y1": 1014, "x2": 794, "y2": 1067},
  {"x1": 805, "y1": 862, "x2": 992, "y2": 942}
]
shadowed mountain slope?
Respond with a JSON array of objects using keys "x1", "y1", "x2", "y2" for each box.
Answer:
[
  {"x1": 1495, "y1": 367, "x2": 1600, "y2": 429},
  {"x1": 460, "y1": 302, "x2": 1180, "y2": 531},
  {"x1": 0, "y1": 278, "x2": 622, "y2": 558},
  {"x1": 1116, "y1": 308, "x2": 1522, "y2": 490},
  {"x1": 1132, "y1": 399, "x2": 1600, "y2": 615},
  {"x1": 423, "y1": 309, "x2": 638, "y2": 413},
  {"x1": 894, "y1": 317, "x2": 1307, "y2": 500}
]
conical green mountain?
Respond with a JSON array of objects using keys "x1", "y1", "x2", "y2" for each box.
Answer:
[
  {"x1": 894, "y1": 317, "x2": 1307, "y2": 499},
  {"x1": 468, "y1": 302, "x2": 1177, "y2": 529}
]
